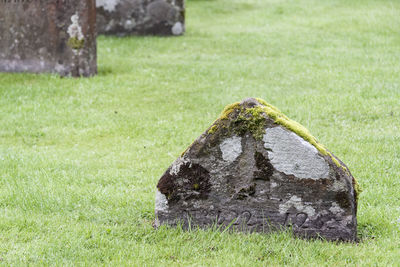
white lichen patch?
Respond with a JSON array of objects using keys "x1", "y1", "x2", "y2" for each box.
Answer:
[
  {"x1": 172, "y1": 22, "x2": 183, "y2": 35},
  {"x1": 155, "y1": 190, "x2": 169, "y2": 213},
  {"x1": 96, "y1": 0, "x2": 121, "y2": 12},
  {"x1": 329, "y1": 202, "x2": 344, "y2": 215},
  {"x1": 220, "y1": 136, "x2": 242, "y2": 163},
  {"x1": 193, "y1": 201, "x2": 201, "y2": 209},
  {"x1": 263, "y1": 126, "x2": 329, "y2": 180},
  {"x1": 105, "y1": 19, "x2": 117, "y2": 32},
  {"x1": 67, "y1": 14, "x2": 84, "y2": 41},
  {"x1": 342, "y1": 215, "x2": 353, "y2": 226},
  {"x1": 124, "y1": 19, "x2": 136, "y2": 30},
  {"x1": 279, "y1": 196, "x2": 316, "y2": 217},
  {"x1": 330, "y1": 179, "x2": 346, "y2": 192},
  {"x1": 169, "y1": 156, "x2": 190, "y2": 175}
]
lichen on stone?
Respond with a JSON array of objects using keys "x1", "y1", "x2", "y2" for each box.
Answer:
[
  {"x1": 279, "y1": 195, "x2": 316, "y2": 217},
  {"x1": 263, "y1": 126, "x2": 330, "y2": 180},
  {"x1": 204, "y1": 98, "x2": 360, "y2": 199},
  {"x1": 172, "y1": 22, "x2": 184, "y2": 35},
  {"x1": 207, "y1": 125, "x2": 218, "y2": 135},
  {"x1": 67, "y1": 14, "x2": 85, "y2": 50},
  {"x1": 213, "y1": 99, "x2": 338, "y2": 165},
  {"x1": 220, "y1": 102, "x2": 240, "y2": 120},
  {"x1": 220, "y1": 136, "x2": 242, "y2": 162},
  {"x1": 234, "y1": 105, "x2": 270, "y2": 140},
  {"x1": 67, "y1": 37, "x2": 85, "y2": 50},
  {"x1": 157, "y1": 98, "x2": 358, "y2": 240},
  {"x1": 96, "y1": 0, "x2": 121, "y2": 12}
]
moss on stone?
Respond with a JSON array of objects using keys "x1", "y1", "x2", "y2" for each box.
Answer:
[
  {"x1": 233, "y1": 106, "x2": 268, "y2": 140},
  {"x1": 220, "y1": 102, "x2": 240, "y2": 120},
  {"x1": 206, "y1": 98, "x2": 360, "y2": 198},
  {"x1": 67, "y1": 37, "x2": 85, "y2": 50},
  {"x1": 207, "y1": 125, "x2": 218, "y2": 135},
  {"x1": 255, "y1": 98, "x2": 283, "y2": 114}
]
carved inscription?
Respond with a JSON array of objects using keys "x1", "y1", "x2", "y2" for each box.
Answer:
[
  {"x1": 183, "y1": 210, "x2": 251, "y2": 225},
  {"x1": 182, "y1": 209, "x2": 315, "y2": 230},
  {"x1": 284, "y1": 212, "x2": 308, "y2": 228}
]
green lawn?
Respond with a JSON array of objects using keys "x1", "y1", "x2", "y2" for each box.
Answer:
[{"x1": 1, "y1": 0, "x2": 400, "y2": 265}]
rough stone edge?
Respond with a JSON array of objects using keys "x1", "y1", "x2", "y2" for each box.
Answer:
[{"x1": 183, "y1": 97, "x2": 361, "y2": 202}]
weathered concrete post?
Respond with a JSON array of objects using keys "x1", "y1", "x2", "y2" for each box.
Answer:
[{"x1": 0, "y1": 0, "x2": 97, "y2": 77}]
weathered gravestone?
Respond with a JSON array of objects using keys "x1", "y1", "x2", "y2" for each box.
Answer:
[
  {"x1": 96, "y1": 0, "x2": 185, "y2": 36},
  {"x1": 155, "y1": 98, "x2": 359, "y2": 241},
  {"x1": 0, "y1": 0, "x2": 97, "y2": 77}
]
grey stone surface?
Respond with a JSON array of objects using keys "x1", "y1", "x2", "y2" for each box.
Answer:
[
  {"x1": 263, "y1": 127, "x2": 330, "y2": 180},
  {"x1": 96, "y1": 0, "x2": 185, "y2": 36},
  {"x1": 0, "y1": 0, "x2": 97, "y2": 77},
  {"x1": 155, "y1": 98, "x2": 358, "y2": 241}
]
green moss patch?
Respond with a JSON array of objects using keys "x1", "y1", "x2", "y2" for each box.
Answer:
[
  {"x1": 220, "y1": 102, "x2": 240, "y2": 120},
  {"x1": 207, "y1": 125, "x2": 218, "y2": 135},
  {"x1": 67, "y1": 37, "x2": 85, "y2": 50}
]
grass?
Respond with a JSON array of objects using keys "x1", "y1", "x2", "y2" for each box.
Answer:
[{"x1": 1, "y1": 0, "x2": 400, "y2": 265}]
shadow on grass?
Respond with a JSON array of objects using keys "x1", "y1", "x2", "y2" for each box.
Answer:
[
  {"x1": 97, "y1": 66, "x2": 115, "y2": 77},
  {"x1": 357, "y1": 222, "x2": 378, "y2": 242}
]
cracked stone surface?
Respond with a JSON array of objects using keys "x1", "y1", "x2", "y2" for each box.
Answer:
[
  {"x1": 0, "y1": 0, "x2": 97, "y2": 77},
  {"x1": 155, "y1": 98, "x2": 358, "y2": 241},
  {"x1": 96, "y1": 0, "x2": 185, "y2": 36}
]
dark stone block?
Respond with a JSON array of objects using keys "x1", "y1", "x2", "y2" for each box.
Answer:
[
  {"x1": 96, "y1": 0, "x2": 185, "y2": 36},
  {"x1": 0, "y1": 0, "x2": 97, "y2": 77},
  {"x1": 155, "y1": 98, "x2": 359, "y2": 241}
]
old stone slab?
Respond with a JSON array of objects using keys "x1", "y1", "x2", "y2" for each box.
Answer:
[
  {"x1": 96, "y1": 0, "x2": 185, "y2": 36},
  {"x1": 155, "y1": 98, "x2": 359, "y2": 241},
  {"x1": 0, "y1": 0, "x2": 97, "y2": 77}
]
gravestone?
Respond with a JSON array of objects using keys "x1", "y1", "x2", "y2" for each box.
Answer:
[
  {"x1": 155, "y1": 98, "x2": 359, "y2": 241},
  {"x1": 96, "y1": 0, "x2": 185, "y2": 36},
  {"x1": 0, "y1": 0, "x2": 97, "y2": 77}
]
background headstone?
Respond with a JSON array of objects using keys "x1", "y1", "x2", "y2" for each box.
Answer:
[
  {"x1": 0, "y1": 0, "x2": 97, "y2": 77},
  {"x1": 97, "y1": 0, "x2": 185, "y2": 36},
  {"x1": 155, "y1": 98, "x2": 359, "y2": 241}
]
